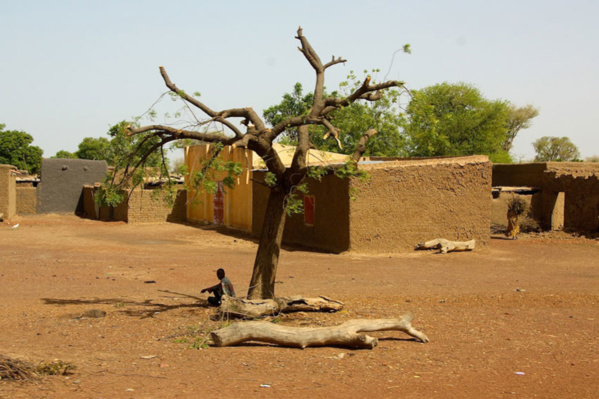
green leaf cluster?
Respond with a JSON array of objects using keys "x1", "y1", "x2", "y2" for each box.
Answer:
[
  {"x1": 95, "y1": 121, "x2": 172, "y2": 207},
  {"x1": 0, "y1": 124, "x2": 43, "y2": 174},
  {"x1": 263, "y1": 75, "x2": 406, "y2": 158},
  {"x1": 183, "y1": 145, "x2": 243, "y2": 205},
  {"x1": 403, "y1": 82, "x2": 511, "y2": 162},
  {"x1": 107, "y1": 121, "x2": 166, "y2": 169},
  {"x1": 74, "y1": 137, "x2": 111, "y2": 161}
]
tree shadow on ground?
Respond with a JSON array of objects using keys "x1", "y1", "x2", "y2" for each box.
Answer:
[
  {"x1": 178, "y1": 222, "x2": 332, "y2": 253},
  {"x1": 378, "y1": 337, "x2": 423, "y2": 343},
  {"x1": 41, "y1": 289, "x2": 214, "y2": 319},
  {"x1": 490, "y1": 236, "x2": 517, "y2": 241}
]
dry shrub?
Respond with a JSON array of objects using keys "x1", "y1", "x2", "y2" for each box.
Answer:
[
  {"x1": 0, "y1": 356, "x2": 76, "y2": 382},
  {"x1": 0, "y1": 355, "x2": 36, "y2": 381},
  {"x1": 507, "y1": 196, "x2": 528, "y2": 216},
  {"x1": 519, "y1": 215, "x2": 541, "y2": 233}
]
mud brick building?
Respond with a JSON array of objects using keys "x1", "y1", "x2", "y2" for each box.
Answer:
[
  {"x1": 0, "y1": 164, "x2": 17, "y2": 219},
  {"x1": 253, "y1": 156, "x2": 492, "y2": 253},
  {"x1": 493, "y1": 162, "x2": 599, "y2": 234},
  {"x1": 185, "y1": 145, "x2": 492, "y2": 253}
]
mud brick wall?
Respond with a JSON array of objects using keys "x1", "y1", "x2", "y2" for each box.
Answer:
[
  {"x1": 349, "y1": 156, "x2": 492, "y2": 253},
  {"x1": 0, "y1": 164, "x2": 17, "y2": 219},
  {"x1": 542, "y1": 164, "x2": 599, "y2": 233},
  {"x1": 253, "y1": 156, "x2": 491, "y2": 254},
  {"x1": 126, "y1": 188, "x2": 187, "y2": 223},
  {"x1": 252, "y1": 171, "x2": 351, "y2": 253},
  {"x1": 16, "y1": 186, "x2": 37, "y2": 215},
  {"x1": 493, "y1": 162, "x2": 599, "y2": 233}
]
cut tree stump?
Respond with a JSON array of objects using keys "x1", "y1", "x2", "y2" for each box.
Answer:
[
  {"x1": 415, "y1": 238, "x2": 475, "y2": 254},
  {"x1": 218, "y1": 295, "x2": 344, "y2": 319},
  {"x1": 211, "y1": 313, "x2": 428, "y2": 349}
]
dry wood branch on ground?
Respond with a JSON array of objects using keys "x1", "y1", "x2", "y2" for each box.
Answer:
[
  {"x1": 0, "y1": 355, "x2": 36, "y2": 381},
  {"x1": 218, "y1": 295, "x2": 344, "y2": 319},
  {"x1": 415, "y1": 238, "x2": 475, "y2": 254},
  {"x1": 211, "y1": 313, "x2": 428, "y2": 349}
]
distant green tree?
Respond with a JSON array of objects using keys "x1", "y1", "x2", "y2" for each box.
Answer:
[
  {"x1": 53, "y1": 150, "x2": 77, "y2": 159},
  {"x1": 263, "y1": 82, "x2": 313, "y2": 144},
  {"x1": 533, "y1": 136, "x2": 580, "y2": 161},
  {"x1": 403, "y1": 82, "x2": 511, "y2": 162},
  {"x1": 503, "y1": 104, "x2": 539, "y2": 152},
  {"x1": 75, "y1": 137, "x2": 111, "y2": 160},
  {"x1": 0, "y1": 124, "x2": 43, "y2": 174}
]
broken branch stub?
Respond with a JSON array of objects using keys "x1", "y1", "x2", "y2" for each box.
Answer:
[
  {"x1": 211, "y1": 313, "x2": 429, "y2": 349},
  {"x1": 218, "y1": 295, "x2": 344, "y2": 319},
  {"x1": 415, "y1": 238, "x2": 475, "y2": 254}
]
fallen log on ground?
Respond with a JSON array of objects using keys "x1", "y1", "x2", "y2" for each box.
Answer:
[
  {"x1": 218, "y1": 295, "x2": 344, "y2": 318},
  {"x1": 211, "y1": 313, "x2": 428, "y2": 349},
  {"x1": 415, "y1": 238, "x2": 475, "y2": 254}
]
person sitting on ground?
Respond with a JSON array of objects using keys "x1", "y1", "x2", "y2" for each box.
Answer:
[{"x1": 201, "y1": 268, "x2": 235, "y2": 306}]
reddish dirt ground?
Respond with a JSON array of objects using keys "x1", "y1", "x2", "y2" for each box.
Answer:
[{"x1": 0, "y1": 214, "x2": 598, "y2": 398}]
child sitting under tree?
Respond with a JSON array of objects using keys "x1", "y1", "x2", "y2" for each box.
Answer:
[{"x1": 201, "y1": 268, "x2": 236, "y2": 306}]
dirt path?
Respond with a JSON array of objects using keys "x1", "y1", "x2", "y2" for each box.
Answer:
[{"x1": 1, "y1": 214, "x2": 598, "y2": 398}]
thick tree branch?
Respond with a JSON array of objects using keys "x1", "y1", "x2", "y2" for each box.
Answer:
[
  {"x1": 127, "y1": 124, "x2": 234, "y2": 144},
  {"x1": 321, "y1": 118, "x2": 342, "y2": 149},
  {"x1": 211, "y1": 313, "x2": 429, "y2": 349},
  {"x1": 352, "y1": 129, "x2": 378, "y2": 162},
  {"x1": 159, "y1": 67, "x2": 249, "y2": 138},
  {"x1": 290, "y1": 125, "x2": 310, "y2": 174},
  {"x1": 323, "y1": 79, "x2": 405, "y2": 112},
  {"x1": 295, "y1": 27, "x2": 323, "y2": 73}
]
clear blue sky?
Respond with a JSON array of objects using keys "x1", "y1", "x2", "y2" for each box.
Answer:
[{"x1": 1, "y1": 0, "x2": 598, "y2": 160}]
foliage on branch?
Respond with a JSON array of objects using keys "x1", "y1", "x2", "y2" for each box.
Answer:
[{"x1": 264, "y1": 71, "x2": 407, "y2": 157}]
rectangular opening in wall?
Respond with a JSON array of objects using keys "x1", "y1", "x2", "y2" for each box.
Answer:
[
  {"x1": 304, "y1": 195, "x2": 315, "y2": 226},
  {"x1": 551, "y1": 191, "x2": 565, "y2": 230}
]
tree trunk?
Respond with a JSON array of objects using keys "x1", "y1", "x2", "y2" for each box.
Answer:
[
  {"x1": 247, "y1": 187, "x2": 288, "y2": 299},
  {"x1": 211, "y1": 313, "x2": 429, "y2": 349},
  {"x1": 219, "y1": 295, "x2": 344, "y2": 318}
]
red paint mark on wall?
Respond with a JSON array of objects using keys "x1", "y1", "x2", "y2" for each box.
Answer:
[
  {"x1": 304, "y1": 195, "x2": 315, "y2": 225},
  {"x1": 213, "y1": 182, "x2": 224, "y2": 225}
]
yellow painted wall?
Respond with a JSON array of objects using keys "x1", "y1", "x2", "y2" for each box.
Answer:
[{"x1": 185, "y1": 145, "x2": 253, "y2": 232}]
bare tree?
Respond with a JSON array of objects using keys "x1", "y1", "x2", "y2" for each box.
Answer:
[
  {"x1": 123, "y1": 27, "x2": 406, "y2": 299},
  {"x1": 503, "y1": 104, "x2": 539, "y2": 152}
]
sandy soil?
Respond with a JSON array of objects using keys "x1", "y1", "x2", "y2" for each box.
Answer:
[{"x1": 0, "y1": 214, "x2": 598, "y2": 398}]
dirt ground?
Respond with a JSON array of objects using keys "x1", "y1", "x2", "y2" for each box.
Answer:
[{"x1": 0, "y1": 214, "x2": 597, "y2": 399}]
